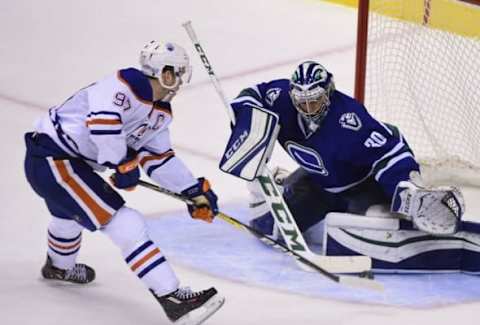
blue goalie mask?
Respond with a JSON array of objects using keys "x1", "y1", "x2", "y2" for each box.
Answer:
[{"x1": 289, "y1": 61, "x2": 335, "y2": 130}]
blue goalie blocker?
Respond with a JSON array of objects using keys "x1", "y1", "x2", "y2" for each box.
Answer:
[
  {"x1": 323, "y1": 212, "x2": 480, "y2": 273},
  {"x1": 219, "y1": 106, "x2": 279, "y2": 181}
]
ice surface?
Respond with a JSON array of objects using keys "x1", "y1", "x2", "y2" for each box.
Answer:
[
  {"x1": 147, "y1": 203, "x2": 480, "y2": 308},
  {"x1": 1, "y1": 0, "x2": 479, "y2": 324}
]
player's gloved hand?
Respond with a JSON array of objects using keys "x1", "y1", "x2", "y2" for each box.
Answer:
[
  {"x1": 110, "y1": 148, "x2": 140, "y2": 191},
  {"x1": 391, "y1": 174, "x2": 465, "y2": 235},
  {"x1": 272, "y1": 166, "x2": 291, "y2": 185},
  {"x1": 181, "y1": 178, "x2": 219, "y2": 223}
]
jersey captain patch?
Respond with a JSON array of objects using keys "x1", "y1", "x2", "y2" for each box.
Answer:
[
  {"x1": 339, "y1": 112, "x2": 362, "y2": 131},
  {"x1": 285, "y1": 141, "x2": 328, "y2": 176}
]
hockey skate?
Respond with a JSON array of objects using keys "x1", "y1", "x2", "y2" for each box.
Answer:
[
  {"x1": 152, "y1": 287, "x2": 225, "y2": 325},
  {"x1": 41, "y1": 255, "x2": 95, "y2": 284}
]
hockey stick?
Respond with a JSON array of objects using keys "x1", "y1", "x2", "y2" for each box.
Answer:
[
  {"x1": 182, "y1": 20, "x2": 372, "y2": 274},
  {"x1": 138, "y1": 179, "x2": 383, "y2": 291}
]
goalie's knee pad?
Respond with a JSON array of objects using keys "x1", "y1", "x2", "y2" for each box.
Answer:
[{"x1": 101, "y1": 206, "x2": 149, "y2": 251}]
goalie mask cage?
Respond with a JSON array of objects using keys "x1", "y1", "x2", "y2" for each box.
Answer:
[{"x1": 354, "y1": 0, "x2": 480, "y2": 185}]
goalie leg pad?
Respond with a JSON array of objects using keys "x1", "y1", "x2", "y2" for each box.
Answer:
[{"x1": 324, "y1": 212, "x2": 480, "y2": 273}]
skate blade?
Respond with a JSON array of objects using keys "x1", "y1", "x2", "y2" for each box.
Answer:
[{"x1": 175, "y1": 295, "x2": 225, "y2": 325}]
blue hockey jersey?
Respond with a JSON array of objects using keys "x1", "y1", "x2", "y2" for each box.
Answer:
[{"x1": 229, "y1": 79, "x2": 420, "y2": 200}]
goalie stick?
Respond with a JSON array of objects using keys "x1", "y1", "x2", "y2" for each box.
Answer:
[
  {"x1": 138, "y1": 179, "x2": 383, "y2": 292},
  {"x1": 182, "y1": 20, "x2": 372, "y2": 274}
]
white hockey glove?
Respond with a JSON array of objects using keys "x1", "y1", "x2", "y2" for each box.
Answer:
[{"x1": 391, "y1": 180, "x2": 465, "y2": 235}]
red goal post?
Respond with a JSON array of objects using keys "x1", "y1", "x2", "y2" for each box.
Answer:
[{"x1": 354, "y1": 0, "x2": 480, "y2": 185}]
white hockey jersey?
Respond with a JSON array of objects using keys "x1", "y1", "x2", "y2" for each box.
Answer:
[{"x1": 35, "y1": 68, "x2": 198, "y2": 193}]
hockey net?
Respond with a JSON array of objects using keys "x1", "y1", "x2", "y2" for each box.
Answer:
[{"x1": 355, "y1": 0, "x2": 480, "y2": 186}]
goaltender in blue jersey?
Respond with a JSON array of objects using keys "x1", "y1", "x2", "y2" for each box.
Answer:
[
  {"x1": 220, "y1": 61, "x2": 480, "y2": 273},
  {"x1": 233, "y1": 65, "x2": 418, "y2": 201}
]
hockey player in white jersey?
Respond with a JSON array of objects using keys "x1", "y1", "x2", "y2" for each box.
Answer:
[
  {"x1": 24, "y1": 41, "x2": 224, "y2": 325},
  {"x1": 218, "y1": 61, "x2": 480, "y2": 273}
]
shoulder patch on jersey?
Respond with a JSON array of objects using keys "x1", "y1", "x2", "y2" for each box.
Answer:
[
  {"x1": 238, "y1": 87, "x2": 262, "y2": 101},
  {"x1": 339, "y1": 112, "x2": 362, "y2": 131},
  {"x1": 118, "y1": 68, "x2": 153, "y2": 104},
  {"x1": 265, "y1": 88, "x2": 281, "y2": 106}
]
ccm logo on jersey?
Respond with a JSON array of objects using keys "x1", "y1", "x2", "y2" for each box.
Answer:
[
  {"x1": 339, "y1": 112, "x2": 362, "y2": 131},
  {"x1": 266, "y1": 88, "x2": 281, "y2": 106},
  {"x1": 225, "y1": 130, "x2": 249, "y2": 159},
  {"x1": 285, "y1": 141, "x2": 328, "y2": 176}
]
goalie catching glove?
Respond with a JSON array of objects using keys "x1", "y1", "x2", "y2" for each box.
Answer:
[
  {"x1": 181, "y1": 178, "x2": 219, "y2": 223},
  {"x1": 391, "y1": 177, "x2": 465, "y2": 235}
]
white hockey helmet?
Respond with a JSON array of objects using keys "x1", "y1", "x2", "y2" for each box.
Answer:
[{"x1": 139, "y1": 40, "x2": 192, "y2": 89}]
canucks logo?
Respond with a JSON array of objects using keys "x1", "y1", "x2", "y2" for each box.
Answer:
[
  {"x1": 266, "y1": 88, "x2": 281, "y2": 106},
  {"x1": 339, "y1": 112, "x2": 362, "y2": 131},
  {"x1": 285, "y1": 141, "x2": 328, "y2": 176}
]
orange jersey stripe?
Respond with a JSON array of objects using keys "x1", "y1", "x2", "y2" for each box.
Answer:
[
  {"x1": 54, "y1": 160, "x2": 113, "y2": 226},
  {"x1": 86, "y1": 119, "x2": 122, "y2": 126},
  {"x1": 131, "y1": 248, "x2": 160, "y2": 271},
  {"x1": 48, "y1": 239, "x2": 81, "y2": 250},
  {"x1": 140, "y1": 151, "x2": 174, "y2": 166}
]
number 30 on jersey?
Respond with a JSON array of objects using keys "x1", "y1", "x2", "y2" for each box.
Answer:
[{"x1": 364, "y1": 131, "x2": 387, "y2": 148}]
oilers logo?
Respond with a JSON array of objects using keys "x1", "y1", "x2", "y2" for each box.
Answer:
[{"x1": 127, "y1": 112, "x2": 168, "y2": 147}]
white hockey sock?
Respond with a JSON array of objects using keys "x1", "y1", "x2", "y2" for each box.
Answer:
[
  {"x1": 102, "y1": 206, "x2": 179, "y2": 296},
  {"x1": 47, "y1": 216, "x2": 83, "y2": 270},
  {"x1": 124, "y1": 239, "x2": 179, "y2": 296}
]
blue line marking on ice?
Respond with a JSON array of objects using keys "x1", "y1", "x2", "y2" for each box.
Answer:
[{"x1": 146, "y1": 203, "x2": 480, "y2": 307}]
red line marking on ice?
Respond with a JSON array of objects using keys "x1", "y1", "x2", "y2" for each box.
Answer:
[
  {"x1": 189, "y1": 44, "x2": 353, "y2": 88},
  {"x1": 0, "y1": 43, "x2": 353, "y2": 161},
  {"x1": 0, "y1": 93, "x2": 45, "y2": 111}
]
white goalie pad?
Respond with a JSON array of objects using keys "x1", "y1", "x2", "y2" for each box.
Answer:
[
  {"x1": 219, "y1": 106, "x2": 280, "y2": 181},
  {"x1": 323, "y1": 212, "x2": 480, "y2": 272},
  {"x1": 323, "y1": 212, "x2": 406, "y2": 262}
]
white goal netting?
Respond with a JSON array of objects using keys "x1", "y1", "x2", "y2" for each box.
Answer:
[{"x1": 364, "y1": 0, "x2": 480, "y2": 185}]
